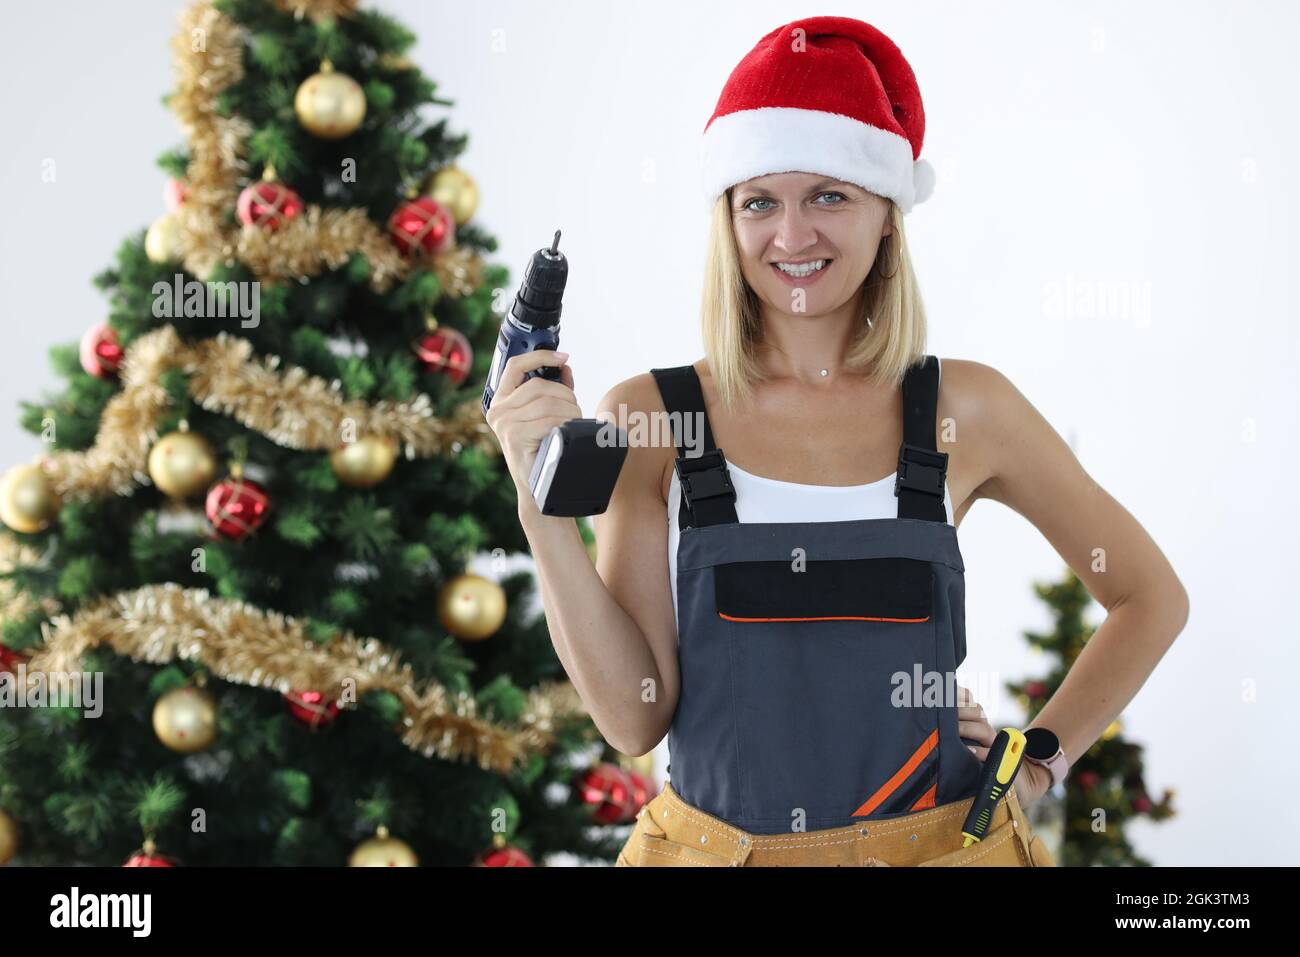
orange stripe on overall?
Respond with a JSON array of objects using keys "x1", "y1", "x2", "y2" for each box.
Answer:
[{"x1": 852, "y1": 728, "x2": 939, "y2": 817}]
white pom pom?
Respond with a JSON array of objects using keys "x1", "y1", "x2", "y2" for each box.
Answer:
[{"x1": 913, "y1": 158, "x2": 936, "y2": 206}]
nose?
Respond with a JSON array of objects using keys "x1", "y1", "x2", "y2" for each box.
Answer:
[{"x1": 771, "y1": 204, "x2": 819, "y2": 258}]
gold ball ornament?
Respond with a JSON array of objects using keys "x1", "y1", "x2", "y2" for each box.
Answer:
[
  {"x1": 295, "y1": 60, "x2": 366, "y2": 139},
  {"x1": 437, "y1": 573, "x2": 507, "y2": 642},
  {"x1": 144, "y1": 212, "x2": 184, "y2": 264},
  {"x1": 148, "y1": 431, "x2": 218, "y2": 499},
  {"x1": 330, "y1": 435, "x2": 397, "y2": 488},
  {"x1": 0, "y1": 463, "x2": 60, "y2": 534},
  {"x1": 0, "y1": 808, "x2": 17, "y2": 864},
  {"x1": 425, "y1": 165, "x2": 479, "y2": 226},
  {"x1": 348, "y1": 825, "x2": 419, "y2": 866},
  {"x1": 152, "y1": 685, "x2": 217, "y2": 754}
]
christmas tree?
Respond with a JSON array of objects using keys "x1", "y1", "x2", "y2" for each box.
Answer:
[
  {"x1": 0, "y1": 0, "x2": 645, "y2": 866},
  {"x1": 1007, "y1": 567, "x2": 1176, "y2": 866}
]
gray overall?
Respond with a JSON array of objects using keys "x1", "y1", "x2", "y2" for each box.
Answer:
[{"x1": 651, "y1": 356, "x2": 983, "y2": 835}]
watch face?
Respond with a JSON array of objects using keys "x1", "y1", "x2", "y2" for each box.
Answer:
[{"x1": 1024, "y1": 727, "x2": 1060, "y2": 761}]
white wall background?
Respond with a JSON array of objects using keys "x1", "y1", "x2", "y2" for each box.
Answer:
[{"x1": 2, "y1": 0, "x2": 1295, "y2": 865}]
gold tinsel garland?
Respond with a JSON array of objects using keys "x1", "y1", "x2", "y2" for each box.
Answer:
[
  {"x1": 169, "y1": 1, "x2": 253, "y2": 281},
  {"x1": 40, "y1": 325, "x2": 498, "y2": 500},
  {"x1": 272, "y1": 0, "x2": 360, "y2": 22},
  {"x1": 0, "y1": 533, "x2": 59, "y2": 624},
  {"x1": 22, "y1": 583, "x2": 586, "y2": 770},
  {"x1": 168, "y1": 1, "x2": 485, "y2": 294}
]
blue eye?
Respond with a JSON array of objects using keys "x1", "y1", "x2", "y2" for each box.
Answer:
[{"x1": 741, "y1": 191, "x2": 846, "y2": 213}]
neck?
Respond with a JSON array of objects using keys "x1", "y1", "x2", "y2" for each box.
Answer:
[{"x1": 754, "y1": 288, "x2": 866, "y2": 385}]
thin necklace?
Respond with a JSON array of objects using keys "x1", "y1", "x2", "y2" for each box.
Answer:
[{"x1": 764, "y1": 345, "x2": 841, "y2": 381}]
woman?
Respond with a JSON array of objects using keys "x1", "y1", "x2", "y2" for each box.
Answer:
[{"x1": 484, "y1": 16, "x2": 1188, "y2": 866}]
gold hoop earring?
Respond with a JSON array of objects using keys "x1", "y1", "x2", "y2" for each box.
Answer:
[{"x1": 877, "y1": 235, "x2": 898, "y2": 280}]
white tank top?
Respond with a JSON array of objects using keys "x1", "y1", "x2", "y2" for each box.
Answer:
[{"x1": 666, "y1": 360, "x2": 955, "y2": 631}]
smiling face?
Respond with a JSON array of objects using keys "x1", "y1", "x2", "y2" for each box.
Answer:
[{"x1": 729, "y1": 171, "x2": 893, "y2": 320}]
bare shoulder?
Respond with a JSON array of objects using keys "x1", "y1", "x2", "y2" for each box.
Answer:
[
  {"x1": 595, "y1": 368, "x2": 683, "y2": 506},
  {"x1": 595, "y1": 359, "x2": 708, "y2": 406},
  {"x1": 935, "y1": 357, "x2": 1021, "y2": 419},
  {"x1": 596, "y1": 370, "x2": 668, "y2": 419},
  {"x1": 938, "y1": 351, "x2": 1102, "y2": 527},
  {"x1": 936, "y1": 357, "x2": 1042, "y2": 439},
  {"x1": 935, "y1": 357, "x2": 1045, "y2": 501}
]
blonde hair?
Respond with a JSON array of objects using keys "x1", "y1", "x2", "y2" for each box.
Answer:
[{"x1": 700, "y1": 189, "x2": 928, "y2": 412}]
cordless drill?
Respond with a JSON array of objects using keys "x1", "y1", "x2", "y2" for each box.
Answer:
[
  {"x1": 483, "y1": 230, "x2": 566, "y2": 412},
  {"x1": 482, "y1": 230, "x2": 627, "y2": 516}
]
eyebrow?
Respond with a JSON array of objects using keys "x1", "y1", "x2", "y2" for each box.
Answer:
[{"x1": 735, "y1": 179, "x2": 853, "y2": 198}]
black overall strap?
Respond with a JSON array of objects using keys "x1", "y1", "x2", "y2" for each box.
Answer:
[
  {"x1": 894, "y1": 355, "x2": 949, "y2": 522},
  {"x1": 650, "y1": 365, "x2": 738, "y2": 529}
]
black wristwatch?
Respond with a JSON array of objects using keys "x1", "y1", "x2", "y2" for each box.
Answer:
[{"x1": 1023, "y1": 727, "x2": 1069, "y2": 789}]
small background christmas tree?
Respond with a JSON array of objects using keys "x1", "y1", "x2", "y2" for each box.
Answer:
[{"x1": 1007, "y1": 567, "x2": 1176, "y2": 866}]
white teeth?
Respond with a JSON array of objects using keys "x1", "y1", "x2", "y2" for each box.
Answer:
[{"x1": 775, "y1": 259, "x2": 828, "y2": 277}]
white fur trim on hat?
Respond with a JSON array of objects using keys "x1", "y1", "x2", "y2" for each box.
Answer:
[
  {"x1": 912, "y1": 157, "x2": 936, "y2": 206},
  {"x1": 700, "y1": 107, "x2": 928, "y2": 213}
]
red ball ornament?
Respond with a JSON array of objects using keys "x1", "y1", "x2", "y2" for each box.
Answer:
[
  {"x1": 205, "y1": 475, "x2": 271, "y2": 540},
  {"x1": 285, "y1": 689, "x2": 340, "y2": 728},
  {"x1": 1133, "y1": 794, "x2": 1153, "y2": 813},
  {"x1": 237, "y1": 180, "x2": 303, "y2": 231},
  {"x1": 1076, "y1": 770, "x2": 1100, "y2": 790},
  {"x1": 0, "y1": 641, "x2": 27, "y2": 674},
  {"x1": 623, "y1": 769, "x2": 654, "y2": 817},
  {"x1": 163, "y1": 178, "x2": 188, "y2": 211},
  {"x1": 412, "y1": 327, "x2": 473, "y2": 385},
  {"x1": 123, "y1": 853, "x2": 174, "y2": 867},
  {"x1": 475, "y1": 845, "x2": 534, "y2": 867},
  {"x1": 388, "y1": 197, "x2": 455, "y2": 256},
  {"x1": 79, "y1": 322, "x2": 124, "y2": 379},
  {"x1": 124, "y1": 840, "x2": 177, "y2": 867},
  {"x1": 577, "y1": 763, "x2": 639, "y2": 825},
  {"x1": 1024, "y1": 680, "x2": 1048, "y2": 698}
]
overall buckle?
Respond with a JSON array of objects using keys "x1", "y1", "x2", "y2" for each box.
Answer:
[
  {"x1": 675, "y1": 449, "x2": 736, "y2": 516},
  {"x1": 894, "y1": 443, "x2": 948, "y2": 499}
]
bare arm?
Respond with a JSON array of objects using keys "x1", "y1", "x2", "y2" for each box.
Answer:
[
  {"x1": 950, "y1": 359, "x2": 1191, "y2": 769},
  {"x1": 486, "y1": 351, "x2": 678, "y2": 755}
]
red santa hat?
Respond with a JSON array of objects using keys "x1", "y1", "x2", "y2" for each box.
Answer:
[{"x1": 700, "y1": 16, "x2": 934, "y2": 213}]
